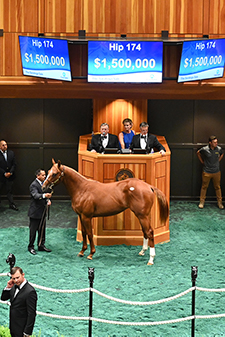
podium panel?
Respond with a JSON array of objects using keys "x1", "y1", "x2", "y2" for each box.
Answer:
[{"x1": 77, "y1": 134, "x2": 170, "y2": 246}]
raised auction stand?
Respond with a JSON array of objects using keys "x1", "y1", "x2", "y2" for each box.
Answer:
[{"x1": 77, "y1": 133, "x2": 170, "y2": 246}]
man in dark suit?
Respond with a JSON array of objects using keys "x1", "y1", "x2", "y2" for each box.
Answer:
[
  {"x1": 28, "y1": 169, "x2": 52, "y2": 255},
  {"x1": 1, "y1": 266, "x2": 37, "y2": 337},
  {"x1": 130, "y1": 122, "x2": 166, "y2": 155},
  {"x1": 0, "y1": 139, "x2": 18, "y2": 210},
  {"x1": 89, "y1": 123, "x2": 119, "y2": 153}
]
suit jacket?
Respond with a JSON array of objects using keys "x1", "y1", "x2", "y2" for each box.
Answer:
[
  {"x1": 0, "y1": 149, "x2": 16, "y2": 182},
  {"x1": 28, "y1": 179, "x2": 48, "y2": 219},
  {"x1": 1, "y1": 282, "x2": 37, "y2": 336},
  {"x1": 130, "y1": 134, "x2": 166, "y2": 153},
  {"x1": 89, "y1": 133, "x2": 120, "y2": 153}
]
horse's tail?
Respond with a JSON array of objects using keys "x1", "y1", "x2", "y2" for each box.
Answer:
[{"x1": 152, "y1": 187, "x2": 169, "y2": 224}]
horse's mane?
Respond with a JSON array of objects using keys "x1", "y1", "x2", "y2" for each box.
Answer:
[{"x1": 63, "y1": 165, "x2": 98, "y2": 183}]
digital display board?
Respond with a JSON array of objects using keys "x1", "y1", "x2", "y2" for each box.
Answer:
[
  {"x1": 178, "y1": 39, "x2": 225, "y2": 82},
  {"x1": 19, "y1": 36, "x2": 72, "y2": 81},
  {"x1": 88, "y1": 41, "x2": 163, "y2": 83}
]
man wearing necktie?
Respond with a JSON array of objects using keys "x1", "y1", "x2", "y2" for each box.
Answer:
[
  {"x1": 1, "y1": 266, "x2": 37, "y2": 337},
  {"x1": 89, "y1": 123, "x2": 120, "y2": 153},
  {"x1": 0, "y1": 139, "x2": 18, "y2": 211},
  {"x1": 130, "y1": 122, "x2": 166, "y2": 155},
  {"x1": 28, "y1": 169, "x2": 52, "y2": 255}
]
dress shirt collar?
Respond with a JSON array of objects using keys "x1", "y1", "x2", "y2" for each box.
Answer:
[
  {"x1": 36, "y1": 178, "x2": 43, "y2": 186},
  {"x1": 13, "y1": 279, "x2": 27, "y2": 297},
  {"x1": 0, "y1": 149, "x2": 7, "y2": 159},
  {"x1": 18, "y1": 279, "x2": 27, "y2": 290},
  {"x1": 140, "y1": 134, "x2": 147, "y2": 149},
  {"x1": 101, "y1": 133, "x2": 108, "y2": 148},
  {"x1": 101, "y1": 133, "x2": 108, "y2": 139}
]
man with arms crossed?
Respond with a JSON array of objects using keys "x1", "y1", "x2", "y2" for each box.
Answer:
[{"x1": 197, "y1": 135, "x2": 224, "y2": 209}]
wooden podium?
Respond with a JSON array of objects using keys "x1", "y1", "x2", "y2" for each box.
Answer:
[{"x1": 77, "y1": 134, "x2": 171, "y2": 246}]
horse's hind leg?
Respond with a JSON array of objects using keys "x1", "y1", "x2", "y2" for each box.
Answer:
[{"x1": 138, "y1": 215, "x2": 155, "y2": 265}]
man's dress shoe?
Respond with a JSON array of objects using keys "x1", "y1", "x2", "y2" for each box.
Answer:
[
  {"x1": 38, "y1": 245, "x2": 52, "y2": 252},
  {"x1": 28, "y1": 248, "x2": 37, "y2": 255},
  {"x1": 9, "y1": 203, "x2": 18, "y2": 211}
]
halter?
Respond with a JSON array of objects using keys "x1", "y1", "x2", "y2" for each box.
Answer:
[{"x1": 45, "y1": 165, "x2": 65, "y2": 190}]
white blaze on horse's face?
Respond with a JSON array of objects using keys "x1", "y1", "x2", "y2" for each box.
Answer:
[
  {"x1": 45, "y1": 168, "x2": 56, "y2": 188},
  {"x1": 45, "y1": 169, "x2": 52, "y2": 184},
  {"x1": 45, "y1": 165, "x2": 64, "y2": 189}
]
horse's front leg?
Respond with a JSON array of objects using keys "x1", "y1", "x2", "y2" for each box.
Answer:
[
  {"x1": 138, "y1": 237, "x2": 149, "y2": 256},
  {"x1": 78, "y1": 215, "x2": 88, "y2": 257},
  {"x1": 80, "y1": 215, "x2": 96, "y2": 260}
]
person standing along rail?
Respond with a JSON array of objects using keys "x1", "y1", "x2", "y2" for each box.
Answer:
[
  {"x1": 0, "y1": 139, "x2": 18, "y2": 211},
  {"x1": 197, "y1": 135, "x2": 224, "y2": 209}
]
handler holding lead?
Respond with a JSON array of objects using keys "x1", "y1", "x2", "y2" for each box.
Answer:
[{"x1": 28, "y1": 169, "x2": 52, "y2": 255}]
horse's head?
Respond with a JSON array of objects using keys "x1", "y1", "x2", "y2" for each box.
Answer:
[{"x1": 42, "y1": 158, "x2": 64, "y2": 192}]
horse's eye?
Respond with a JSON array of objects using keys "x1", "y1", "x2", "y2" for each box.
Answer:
[{"x1": 52, "y1": 173, "x2": 57, "y2": 178}]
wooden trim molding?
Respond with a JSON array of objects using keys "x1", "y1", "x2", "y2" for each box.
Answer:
[{"x1": 1, "y1": 77, "x2": 225, "y2": 100}]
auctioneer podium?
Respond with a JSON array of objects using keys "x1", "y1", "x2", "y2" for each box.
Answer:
[{"x1": 76, "y1": 134, "x2": 170, "y2": 246}]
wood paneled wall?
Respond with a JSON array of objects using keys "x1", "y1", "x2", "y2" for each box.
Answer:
[
  {"x1": 42, "y1": 0, "x2": 205, "y2": 35},
  {"x1": 93, "y1": 99, "x2": 147, "y2": 135},
  {"x1": 1, "y1": 0, "x2": 39, "y2": 33},
  {"x1": 209, "y1": 0, "x2": 225, "y2": 34},
  {"x1": 1, "y1": 0, "x2": 225, "y2": 79},
  {"x1": 2, "y1": 0, "x2": 224, "y2": 36}
]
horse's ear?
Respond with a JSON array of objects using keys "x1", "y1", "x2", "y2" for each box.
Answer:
[
  {"x1": 52, "y1": 158, "x2": 56, "y2": 165},
  {"x1": 58, "y1": 160, "x2": 61, "y2": 168}
]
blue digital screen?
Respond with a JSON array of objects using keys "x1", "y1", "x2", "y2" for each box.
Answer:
[
  {"x1": 178, "y1": 39, "x2": 225, "y2": 82},
  {"x1": 88, "y1": 41, "x2": 163, "y2": 83},
  {"x1": 19, "y1": 36, "x2": 72, "y2": 81}
]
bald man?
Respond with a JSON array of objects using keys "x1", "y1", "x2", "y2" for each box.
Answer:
[{"x1": 0, "y1": 139, "x2": 18, "y2": 210}]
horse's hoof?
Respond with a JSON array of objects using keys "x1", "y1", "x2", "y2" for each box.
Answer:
[
  {"x1": 139, "y1": 249, "x2": 145, "y2": 256},
  {"x1": 87, "y1": 255, "x2": 93, "y2": 260},
  {"x1": 78, "y1": 252, "x2": 84, "y2": 257},
  {"x1": 147, "y1": 262, "x2": 153, "y2": 265}
]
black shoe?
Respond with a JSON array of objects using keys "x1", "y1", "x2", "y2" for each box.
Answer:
[
  {"x1": 9, "y1": 203, "x2": 18, "y2": 211},
  {"x1": 38, "y1": 245, "x2": 52, "y2": 252},
  {"x1": 28, "y1": 248, "x2": 37, "y2": 255}
]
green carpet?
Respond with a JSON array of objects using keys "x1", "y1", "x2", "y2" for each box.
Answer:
[{"x1": 0, "y1": 200, "x2": 225, "y2": 336}]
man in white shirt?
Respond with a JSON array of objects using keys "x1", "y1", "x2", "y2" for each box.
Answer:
[
  {"x1": 89, "y1": 123, "x2": 120, "y2": 153},
  {"x1": 130, "y1": 122, "x2": 166, "y2": 155}
]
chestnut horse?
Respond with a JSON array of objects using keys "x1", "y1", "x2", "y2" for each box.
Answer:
[{"x1": 42, "y1": 159, "x2": 169, "y2": 265}]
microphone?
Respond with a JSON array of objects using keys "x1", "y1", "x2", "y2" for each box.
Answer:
[{"x1": 101, "y1": 132, "x2": 107, "y2": 140}]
